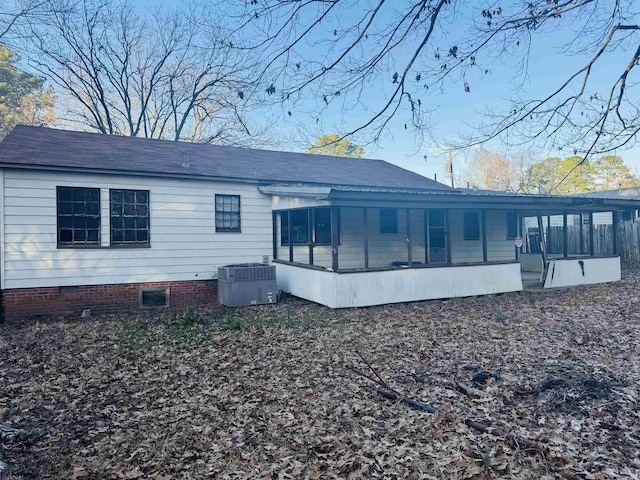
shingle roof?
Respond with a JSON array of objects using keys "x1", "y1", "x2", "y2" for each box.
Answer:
[
  {"x1": 576, "y1": 187, "x2": 640, "y2": 199},
  {"x1": 0, "y1": 126, "x2": 449, "y2": 191}
]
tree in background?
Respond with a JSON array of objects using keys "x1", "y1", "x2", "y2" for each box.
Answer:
[
  {"x1": 528, "y1": 157, "x2": 595, "y2": 195},
  {"x1": 6, "y1": 0, "x2": 268, "y2": 146},
  {"x1": 306, "y1": 134, "x2": 364, "y2": 158},
  {"x1": 0, "y1": 45, "x2": 55, "y2": 139},
  {"x1": 592, "y1": 155, "x2": 637, "y2": 191},
  {"x1": 463, "y1": 150, "x2": 520, "y2": 191}
]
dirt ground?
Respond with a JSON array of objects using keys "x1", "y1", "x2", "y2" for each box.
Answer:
[{"x1": 1, "y1": 276, "x2": 639, "y2": 479}]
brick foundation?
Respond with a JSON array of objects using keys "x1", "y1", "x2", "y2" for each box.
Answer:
[{"x1": 2, "y1": 280, "x2": 218, "y2": 323}]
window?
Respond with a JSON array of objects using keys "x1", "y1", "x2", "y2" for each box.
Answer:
[
  {"x1": 139, "y1": 286, "x2": 170, "y2": 308},
  {"x1": 281, "y1": 210, "x2": 309, "y2": 245},
  {"x1": 622, "y1": 210, "x2": 634, "y2": 222},
  {"x1": 506, "y1": 211, "x2": 518, "y2": 240},
  {"x1": 463, "y1": 211, "x2": 480, "y2": 240},
  {"x1": 380, "y1": 208, "x2": 398, "y2": 233},
  {"x1": 215, "y1": 194, "x2": 241, "y2": 232},
  {"x1": 57, "y1": 186, "x2": 101, "y2": 246},
  {"x1": 280, "y1": 207, "x2": 339, "y2": 246},
  {"x1": 313, "y1": 207, "x2": 333, "y2": 245},
  {"x1": 110, "y1": 189, "x2": 150, "y2": 245}
]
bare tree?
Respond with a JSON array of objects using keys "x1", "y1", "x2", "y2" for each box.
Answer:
[
  {"x1": 10, "y1": 0, "x2": 268, "y2": 146},
  {"x1": 0, "y1": 0, "x2": 47, "y2": 41},
  {"x1": 463, "y1": 149, "x2": 520, "y2": 191},
  {"x1": 231, "y1": 1, "x2": 640, "y2": 158}
]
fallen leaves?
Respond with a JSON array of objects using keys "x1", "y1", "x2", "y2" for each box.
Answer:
[{"x1": 1, "y1": 275, "x2": 640, "y2": 478}]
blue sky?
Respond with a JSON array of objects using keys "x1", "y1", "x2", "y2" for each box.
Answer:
[
  {"x1": 35, "y1": 0, "x2": 640, "y2": 181},
  {"x1": 237, "y1": 1, "x2": 640, "y2": 183}
]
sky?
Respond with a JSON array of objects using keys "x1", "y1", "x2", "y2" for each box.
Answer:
[
  {"x1": 15, "y1": 0, "x2": 640, "y2": 184},
  {"x1": 235, "y1": 1, "x2": 640, "y2": 184}
]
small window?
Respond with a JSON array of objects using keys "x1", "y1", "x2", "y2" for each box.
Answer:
[
  {"x1": 57, "y1": 186, "x2": 101, "y2": 246},
  {"x1": 506, "y1": 211, "x2": 518, "y2": 240},
  {"x1": 110, "y1": 189, "x2": 150, "y2": 246},
  {"x1": 215, "y1": 194, "x2": 241, "y2": 232},
  {"x1": 622, "y1": 210, "x2": 633, "y2": 222},
  {"x1": 463, "y1": 211, "x2": 480, "y2": 240},
  {"x1": 281, "y1": 210, "x2": 309, "y2": 245},
  {"x1": 380, "y1": 208, "x2": 398, "y2": 233},
  {"x1": 139, "y1": 286, "x2": 170, "y2": 308}
]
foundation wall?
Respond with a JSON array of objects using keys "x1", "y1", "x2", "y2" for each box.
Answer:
[{"x1": 2, "y1": 280, "x2": 218, "y2": 323}]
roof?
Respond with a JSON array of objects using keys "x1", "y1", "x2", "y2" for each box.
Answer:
[
  {"x1": 0, "y1": 126, "x2": 450, "y2": 191},
  {"x1": 576, "y1": 187, "x2": 640, "y2": 199},
  {"x1": 259, "y1": 183, "x2": 640, "y2": 211}
]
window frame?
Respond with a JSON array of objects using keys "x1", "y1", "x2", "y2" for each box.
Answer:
[
  {"x1": 463, "y1": 211, "x2": 480, "y2": 241},
  {"x1": 280, "y1": 207, "x2": 340, "y2": 246},
  {"x1": 215, "y1": 194, "x2": 241, "y2": 233},
  {"x1": 139, "y1": 286, "x2": 170, "y2": 308},
  {"x1": 110, "y1": 189, "x2": 151, "y2": 247},
  {"x1": 56, "y1": 186, "x2": 101, "y2": 248},
  {"x1": 379, "y1": 208, "x2": 398, "y2": 234}
]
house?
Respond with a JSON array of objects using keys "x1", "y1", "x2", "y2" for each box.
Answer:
[{"x1": 1, "y1": 126, "x2": 639, "y2": 321}]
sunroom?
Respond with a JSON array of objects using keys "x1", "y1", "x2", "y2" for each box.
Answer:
[{"x1": 260, "y1": 185, "x2": 639, "y2": 308}]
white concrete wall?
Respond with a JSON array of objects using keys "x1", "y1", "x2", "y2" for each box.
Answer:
[
  {"x1": 543, "y1": 256, "x2": 621, "y2": 288},
  {"x1": 276, "y1": 208, "x2": 516, "y2": 269},
  {"x1": 3, "y1": 169, "x2": 273, "y2": 289},
  {"x1": 276, "y1": 261, "x2": 523, "y2": 308}
]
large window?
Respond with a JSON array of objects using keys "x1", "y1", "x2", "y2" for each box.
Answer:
[
  {"x1": 215, "y1": 194, "x2": 241, "y2": 232},
  {"x1": 110, "y1": 189, "x2": 150, "y2": 245},
  {"x1": 57, "y1": 186, "x2": 101, "y2": 246},
  {"x1": 506, "y1": 211, "x2": 518, "y2": 240},
  {"x1": 379, "y1": 208, "x2": 398, "y2": 233},
  {"x1": 463, "y1": 211, "x2": 480, "y2": 240}
]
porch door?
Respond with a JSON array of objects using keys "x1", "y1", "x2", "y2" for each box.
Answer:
[{"x1": 428, "y1": 209, "x2": 447, "y2": 263}]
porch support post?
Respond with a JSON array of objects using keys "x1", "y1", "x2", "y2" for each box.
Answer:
[
  {"x1": 272, "y1": 211, "x2": 278, "y2": 260},
  {"x1": 563, "y1": 210, "x2": 568, "y2": 258},
  {"x1": 515, "y1": 210, "x2": 521, "y2": 260},
  {"x1": 536, "y1": 211, "x2": 547, "y2": 266},
  {"x1": 547, "y1": 215, "x2": 551, "y2": 253},
  {"x1": 308, "y1": 208, "x2": 314, "y2": 266},
  {"x1": 288, "y1": 210, "x2": 293, "y2": 262},
  {"x1": 481, "y1": 210, "x2": 487, "y2": 262},
  {"x1": 406, "y1": 209, "x2": 413, "y2": 267},
  {"x1": 579, "y1": 213, "x2": 584, "y2": 255},
  {"x1": 445, "y1": 209, "x2": 452, "y2": 264},
  {"x1": 612, "y1": 210, "x2": 620, "y2": 256},
  {"x1": 363, "y1": 207, "x2": 369, "y2": 269},
  {"x1": 331, "y1": 206, "x2": 339, "y2": 271},
  {"x1": 589, "y1": 211, "x2": 595, "y2": 256},
  {"x1": 424, "y1": 209, "x2": 430, "y2": 264}
]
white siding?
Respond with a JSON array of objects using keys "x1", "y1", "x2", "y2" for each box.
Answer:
[
  {"x1": 3, "y1": 169, "x2": 273, "y2": 289},
  {"x1": 0, "y1": 169, "x2": 5, "y2": 289}
]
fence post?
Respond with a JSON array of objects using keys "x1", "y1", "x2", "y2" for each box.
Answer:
[
  {"x1": 589, "y1": 212, "x2": 594, "y2": 256},
  {"x1": 612, "y1": 210, "x2": 619, "y2": 256}
]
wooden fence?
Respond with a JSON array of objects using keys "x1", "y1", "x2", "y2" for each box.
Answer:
[{"x1": 526, "y1": 223, "x2": 640, "y2": 270}]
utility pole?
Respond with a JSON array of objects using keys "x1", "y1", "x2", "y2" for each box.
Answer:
[{"x1": 444, "y1": 148, "x2": 455, "y2": 188}]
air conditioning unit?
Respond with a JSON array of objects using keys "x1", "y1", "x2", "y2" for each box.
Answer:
[{"x1": 218, "y1": 263, "x2": 277, "y2": 307}]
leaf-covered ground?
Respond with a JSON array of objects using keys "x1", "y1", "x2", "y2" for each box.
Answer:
[{"x1": 1, "y1": 276, "x2": 640, "y2": 479}]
